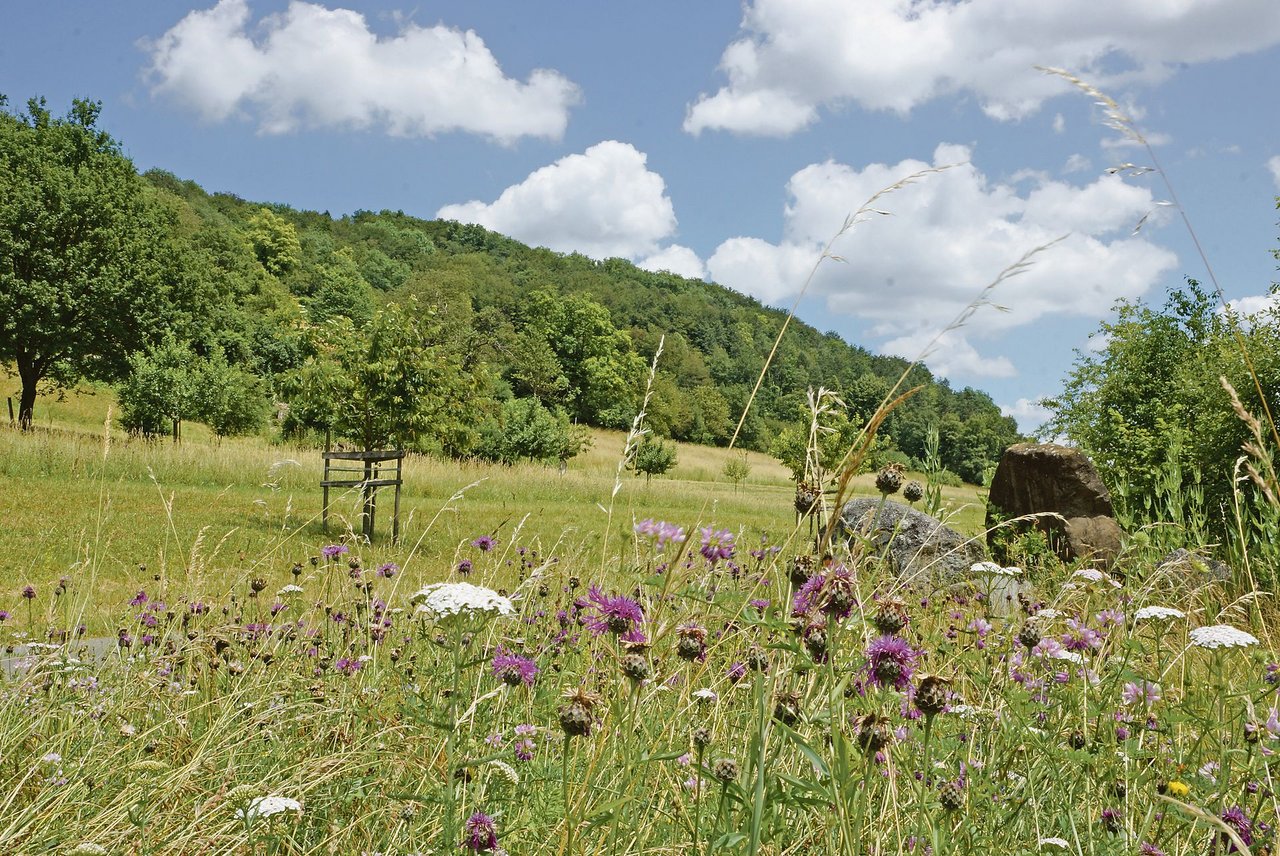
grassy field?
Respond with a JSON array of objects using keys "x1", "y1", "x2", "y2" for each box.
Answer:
[
  {"x1": 0, "y1": 384, "x2": 987, "y2": 631},
  {"x1": 1, "y1": 385, "x2": 1277, "y2": 856}
]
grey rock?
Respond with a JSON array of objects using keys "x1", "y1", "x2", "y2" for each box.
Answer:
[
  {"x1": 1156, "y1": 548, "x2": 1231, "y2": 583},
  {"x1": 838, "y1": 497, "x2": 987, "y2": 582}
]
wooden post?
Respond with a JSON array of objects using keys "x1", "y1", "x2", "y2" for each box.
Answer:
[
  {"x1": 362, "y1": 453, "x2": 375, "y2": 542},
  {"x1": 322, "y1": 429, "x2": 331, "y2": 534},
  {"x1": 6, "y1": 398, "x2": 13, "y2": 426},
  {"x1": 392, "y1": 451, "x2": 402, "y2": 545}
]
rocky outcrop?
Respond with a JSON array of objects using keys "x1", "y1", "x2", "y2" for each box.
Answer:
[
  {"x1": 838, "y1": 498, "x2": 986, "y2": 581},
  {"x1": 986, "y1": 443, "x2": 1124, "y2": 568}
]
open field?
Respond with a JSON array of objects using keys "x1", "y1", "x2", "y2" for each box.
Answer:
[{"x1": 0, "y1": 384, "x2": 988, "y2": 632}]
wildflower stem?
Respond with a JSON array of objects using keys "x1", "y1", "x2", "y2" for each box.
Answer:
[
  {"x1": 917, "y1": 715, "x2": 934, "y2": 842},
  {"x1": 562, "y1": 733, "x2": 575, "y2": 856}
]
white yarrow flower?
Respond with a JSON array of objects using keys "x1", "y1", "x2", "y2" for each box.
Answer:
[
  {"x1": 1030, "y1": 609, "x2": 1062, "y2": 623},
  {"x1": 277, "y1": 584, "x2": 304, "y2": 596},
  {"x1": 970, "y1": 561, "x2": 1019, "y2": 576},
  {"x1": 1189, "y1": 625, "x2": 1259, "y2": 650},
  {"x1": 1134, "y1": 606, "x2": 1185, "y2": 622},
  {"x1": 411, "y1": 583, "x2": 515, "y2": 618},
  {"x1": 1039, "y1": 838, "x2": 1070, "y2": 850},
  {"x1": 235, "y1": 795, "x2": 303, "y2": 820},
  {"x1": 692, "y1": 688, "x2": 718, "y2": 703}
]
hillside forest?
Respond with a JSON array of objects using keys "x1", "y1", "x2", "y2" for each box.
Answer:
[{"x1": 0, "y1": 96, "x2": 1021, "y2": 483}]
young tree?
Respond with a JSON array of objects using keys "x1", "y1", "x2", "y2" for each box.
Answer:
[
  {"x1": 633, "y1": 436, "x2": 677, "y2": 482},
  {"x1": 723, "y1": 452, "x2": 751, "y2": 492},
  {"x1": 117, "y1": 336, "x2": 199, "y2": 439},
  {"x1": 283, "y1": 298, "x2": 490, "y2": 455},
  {"x1": 0, "y1": 96, "x2": 178, "y2": 428}
]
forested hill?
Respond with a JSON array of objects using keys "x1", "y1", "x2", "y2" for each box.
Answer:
[{"x1": 130, "y1": 167, "x2": 1018, "y2": 483}]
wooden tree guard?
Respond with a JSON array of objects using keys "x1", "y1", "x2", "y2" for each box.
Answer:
[{"x1": 321, "y1": 446, "x2": 405, "y2": 544}]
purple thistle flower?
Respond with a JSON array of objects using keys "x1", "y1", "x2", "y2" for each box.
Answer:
[
  {"x1": 457, "y1": 559, "x2": 473, "y2": 576},
  {"x1": 335, "y1": 656, "x2": 363, "y2": 675},
  {"x1": 376, "y1": 562, "x2": 398, "y2": 578},
  {"x1": 491, "y1": 647, "x2": 539, "y2": 687},
  {"x1": 0, "y1": 610, "x2": 10, "y2": 622},
  {"x1": 128, "y1": 590, "x2": 149, "y2": 607},
  {"x1": 865, "y1": 635, "x2": 918, "y2": 690},
  {"x1": 583, "y1": 586, "x2": 644, "y2": 636},
  {"x1": 748, "y1": 598, "x2": 770, "y2": 613},
  {"x1": 320, "y1": 544, "x2": 349, "y2": 560},
  {"x1": 1221, "y1": 806, "x2": 1254, "y2": 850},
  {"x1": 471, "y1": 535, "x2": 497, "y2": 553},
  {"x1": 21, "y1": 585, "x2": 36, "y2": 600},
  {"x1": 727, "y1": 662, "x2": 747, "y2": 682},
  {"x1": 462, "y1": 811, "x2": 499, "y2": 851},
  {"x1": 1139, "y1": 844, "x2": 1167, "y2": 856}
]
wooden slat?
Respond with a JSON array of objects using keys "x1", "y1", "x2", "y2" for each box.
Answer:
[
  {"x1": 322, "y1": 450, "x2": 406, "y2": 462},
  {"x1": 319, "y1": 478, "x2": 403, "y2": 488}
]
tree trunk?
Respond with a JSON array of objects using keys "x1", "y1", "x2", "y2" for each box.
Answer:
[{"x1": 16, "y1": 355, "x2": 38, "y2": 431}]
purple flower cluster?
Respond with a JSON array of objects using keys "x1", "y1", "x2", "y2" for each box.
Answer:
[
  {"x1": 471, "y1": 535, "x2": 497, "y2": 553},
  {"x1": 583, "y1": 586, "x2": 644, "y2": 636},
  {"x1": 699, "y1": 527, "x2": 735, "y2": 563},
  {"x1": 634, "y1": 518, "x2": 687, "y2": 549},
  {"x1": 865, "y1": 635, "x2": 919, "y2": 690},
  {"x1": 491, "y1": 647, "x2": 539, "y2": 687}
]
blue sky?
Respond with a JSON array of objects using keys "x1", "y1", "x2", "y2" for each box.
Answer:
[{"x1": 4, "y1": 0, "x2": 1279, "y2": 432}]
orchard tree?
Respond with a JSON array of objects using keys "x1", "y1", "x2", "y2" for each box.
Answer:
[
  {"x1": 633, "y1": 436, "x2": 677, "y2": 482},
  {"x1": 0, "y1": 96, "x2": 177, "y2": 428},
  {"x1": 283, "y1": 298, "x2": 490, "y2": 455}
]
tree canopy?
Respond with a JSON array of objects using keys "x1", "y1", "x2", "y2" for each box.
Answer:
[{"x1": 0, "y1": 96, "x2": 182, "y2": 427}]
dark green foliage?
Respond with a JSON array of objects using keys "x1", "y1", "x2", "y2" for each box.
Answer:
[{"x1": 633, "y1": 436, "x2": 677, "y2": 481}]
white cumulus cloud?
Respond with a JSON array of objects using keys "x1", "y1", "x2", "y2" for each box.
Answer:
[
  {"x1": 686, "y1": 0, "x2": 1280, "y2": 136},
  {"x1": 438, "y1": 141, "x2": 698, "y2": 266},
  {"x1": 705, "y1": 143, "x2": 1179, "y2": 379},
  {"x1": 1001, "y1": 397, "x2": 1057, "y2": 433},
  {"x1": 637, "y1": 245, "x2": 707, "y2": 280},
  {"x1": 1269, "y1": 155, "x2": 1280, "y2": 189},
  {"x1": 145, "y1": 0, "x2": 580, "y2": 143}
]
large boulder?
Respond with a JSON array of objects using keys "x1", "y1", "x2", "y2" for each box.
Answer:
[
  {"x1": 986, "y1": 443, "x2": 1124, "y2": 568},
  {"x1": 838, "y1": 498, "x2": 986, "y2": 582}
]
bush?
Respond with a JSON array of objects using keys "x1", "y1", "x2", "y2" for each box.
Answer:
[{"x1": 478, "y1": 398, "x2": 583, "y2": 466}]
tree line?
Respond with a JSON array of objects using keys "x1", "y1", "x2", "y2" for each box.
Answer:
[{"x1": 0, "y1": 96, "x2": 1021, "y2": 479}]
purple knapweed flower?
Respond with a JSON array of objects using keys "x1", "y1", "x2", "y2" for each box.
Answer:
[
  {"x1": 21, "y1": 585, "x2": 35, "y2": 600},
  {"x1": 865, "y1": 635, "x2": 918, "y2": 690},
  {"x1": 462, "y1": 811, "x2": 499, "y2": 851},
  {"x1": 457, "y1": 559, "x2": 473, "y2": 576},
  {"x1": 1221, "y1": 806, "x2": 1254, "y2": 850},
  {"x1": 320, "y1": 544, "x2": 349, "y2": 560},
  {"x1": 471, "y1": 535, "x2": 497, "y2": 553},
  {"x1": 583, "y1": 586, "x2": 644, "y2": 636},
  {"x1": 491, "y1": 647, "x2": 539, "y2": 687},
  {"x1": 129, "y1": 590, "x2": 149, "y2": 607},
  {"x1": 335, "y1": 657, "x2": 363, "y2": 675},
  {"x1": 0, "y1": 610, "x2": 10, "y2": 622},
  {"x1": 376, "y1": 562, "x2": 398, "y2": 578}
]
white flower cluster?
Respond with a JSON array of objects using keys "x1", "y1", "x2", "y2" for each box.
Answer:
[
  {"x1": 1029, "y1": 609, "x2": 1062, "y2": 624},
  {"x1": 970, "y1": 561, "x2": 1021, "y2": 577},
  {"x1": 235, "y1": 795, "x2": 303, "y2": 820},
  {"x1": 1070, "y1": 568, "x2": 1121, "y2": 588},
  {"x1": 277, "y1": 584, "x2": 304, "y2": 596},
  {"x1": 411, "y1": 582, "x2": 515, "y2": 618},
  {"x1": 1133, "y1": 606, "x2": 1185, "y2": 622},
  {"x1": 1039, "y1": 838, "x2": 1070, "y2": 851},
  {"x1": 1189, "y1": 625, "x2": 1259, "y2": 650}
]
